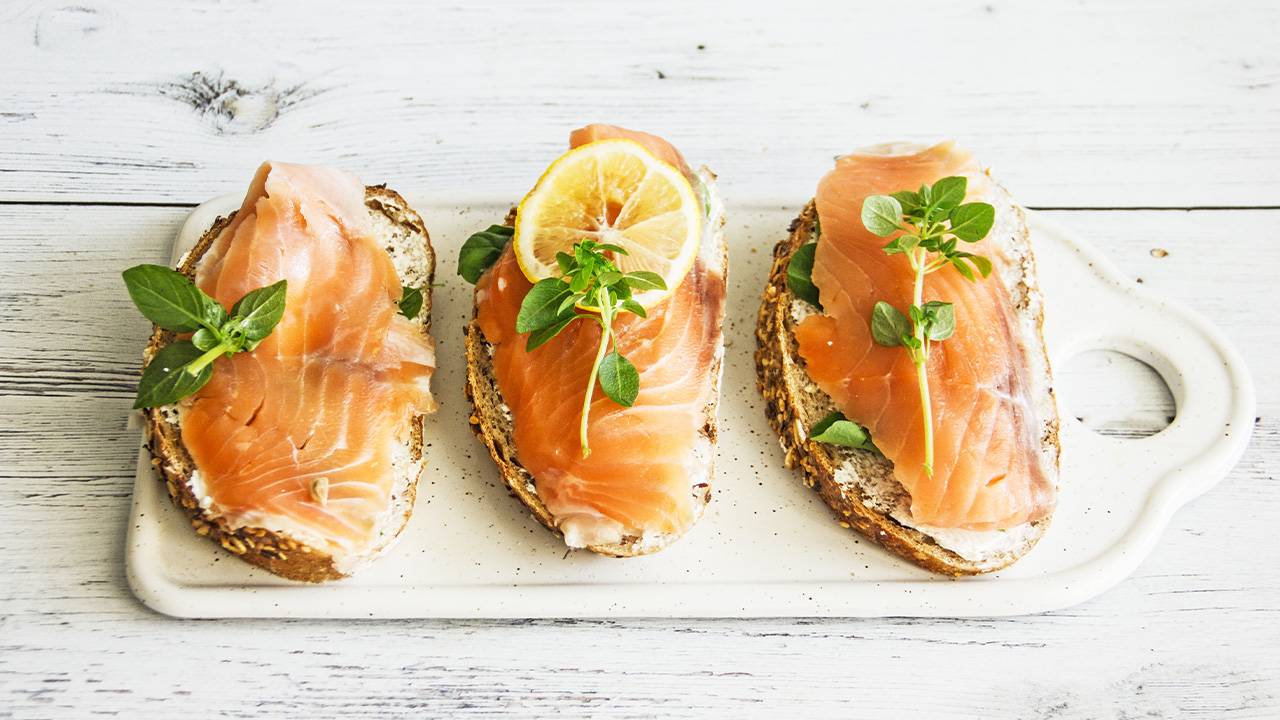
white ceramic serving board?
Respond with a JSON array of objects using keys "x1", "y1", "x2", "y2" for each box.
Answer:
[{"x1": 126, "y1": 195, "x2": 1255, "y2": 618}]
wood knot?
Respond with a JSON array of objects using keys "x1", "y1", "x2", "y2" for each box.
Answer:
[{"x1": 159, "y1": 71, "x2": 318, "y2": 135}]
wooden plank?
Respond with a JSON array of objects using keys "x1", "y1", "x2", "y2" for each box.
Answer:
[
  {"x1": 1, "y1": 0, "x2": 1278, "y2": 206},
  {"x1": 0, "y1": 203, "x2": 1275, "y2": 716}
]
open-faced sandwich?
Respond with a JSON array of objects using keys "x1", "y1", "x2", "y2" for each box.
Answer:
[
  {"x1": 755, "y1": 141, "x2": 1059, "y2": 574},
  {"x1": 127, "y1": 162, "x2": 436, "y2": 582},
  {"x1": 462, "y1": 124, "x2": 727, "y2": 555}
]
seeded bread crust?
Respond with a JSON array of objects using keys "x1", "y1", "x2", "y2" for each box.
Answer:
[
  {"x1": 464, "y1": 201, "x2": 726, "y2": 557},
  {"x1": 141, "y1": 186, "x2": 434, "y2": 583},
  {"x1": 754, "y1": 201, "x2": 1057, "y2": 575}
]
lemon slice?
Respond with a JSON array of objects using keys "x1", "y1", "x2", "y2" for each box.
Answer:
[{"x1": 513, "y1": 139, "x2": 702, "y2": 308}]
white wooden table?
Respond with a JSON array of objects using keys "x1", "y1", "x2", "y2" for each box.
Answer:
[{"x1": 2, "y1": 1, "x2": 1277, "y2": 716}]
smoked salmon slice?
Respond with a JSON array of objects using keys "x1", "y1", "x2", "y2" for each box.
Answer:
[
  {"x1": 179, "y1": 162, "x2": 435, "y2": 562},
  {"x1": 568, "y1": 124, "x2": 692, "y2": 176},
  {"x1": 794, "y1": 142, "x2": 1055, "y2": 530},
  {"x1": 474, "y1": 127, "x2": 725, "y2": 548}
]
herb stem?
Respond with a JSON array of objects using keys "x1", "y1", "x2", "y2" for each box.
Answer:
[
  {"x1": 579, "y1": 286, "x2": 613, "y2": 458},
  {"x1": 861, "y1": 179, "x2": 995, "y2": 479},
  {"x1": 911, "y1": 246, "x2": 935, "y2": 477},
  {"x1": 186, "y1": 341, "x2": 230, "y2": 376}
]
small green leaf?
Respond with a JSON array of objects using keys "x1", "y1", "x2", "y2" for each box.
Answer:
[
  {"x1": 624, "y1": 271, "x2": 667, "y2": 291},
  {"x1": 122, "y1": 264, "x2": 225, "y2": 333},
  {"x1": 555, "y1": 251, "x2": 575, "y2": 275},
  {"x1": 598, "y1": 271, "x2": 623, "y2": 287},
  {"x1": 596, "y1": 243, "x2": 629, "y2": 255},
  {"x1": 786, "y1": 242, "x2": 821, "y2": 307},
  {"x1": 929, "y1": 176, "x2": 967, "y2": 212},
  {"x1": 883, "y1": 235, "x2": 919, "y2": 256},
  {"x1": 871, "y1": 301, "x2": 910, "y2": 347},
  {"x1": 457, "y1": 225, "x2": 514, "y2": 284},
  {"x1": 525, "y1": 314, "x2": 576, "y2": 351},
  {"x1": 860, "y1": 195, "x2": 903, "y2": 237},
  {"x1": 516, "y1": 278, "x2": 572, "y2": 333},
  {"x1": 950, "y1": 256, "x2": 976, "y2": 281},
  {"x1": 569, "y1": 271, "x2": 591, "y2": 293},
  {"x1": 557, "y1": 292, "x2": 586, "y2": 315},
  {"x1": 948, "y1": 202, "x2": 996, "y2": 242},
  {"x1": 133, "y1": 341, "x2": 213, "y2": 409},
  {"x1": 969, "y1": 254, "x2": 993, "y2": 278},
  {"x1": 810, "y1": 411, "x2": 878, "y2": 451},
  {"x1": 598, "y1": 351, "x2": 639, "y2": 407},
  {"x1": 397, "y1": 286, "x2": 424, "y2": 320},
  {"x1": 230, "y1": 279, "x2": 288, "y2": 341},
  {"x1": 192, "y1": 328, "x2": 220, "y2": 351},
  {"x1": 620, "y1": 298, "x2": 647, "y2": 318},
  {"x1": 921, "y1": 301, "x2": 955, "y2": 341},
  {"x1": 890, "y1": 190, "x2": 923, "y2": 215}
]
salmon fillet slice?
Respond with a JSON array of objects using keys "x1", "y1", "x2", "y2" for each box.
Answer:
[
  {"x1": 794, "y1": 142, "x2": 1055, "y2": 530},
  {"x1": 474, "y1": 126, "x2": 725, "y2": 548},
  {"x1": 179, "y1": 162, "x2": 435, "y2": 559},
  {"x1": 568, "y1": 123, "x2": 691, "y2": 176}
]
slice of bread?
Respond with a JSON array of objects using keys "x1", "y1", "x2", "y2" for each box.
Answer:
[
  {"x1": 464, "y1": 169, "x2": 727, "y2": 557},
  {"x1": 141, "y1": 186, "x2": 434, "y2": 583},
  {"x1": 755, "y1": 195, "x2": 1060, "y2": 576}
]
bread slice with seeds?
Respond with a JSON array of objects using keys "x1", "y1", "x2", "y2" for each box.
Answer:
[
  {"x1": 755, "y1": 194, "x2": 1059, "y2": 576},
  {"x1": 141, "y1": 185, "x2": 434, "y2": 583},
  {"x1": 464, "y1": 169, "x2": 726, "y2": 557}
]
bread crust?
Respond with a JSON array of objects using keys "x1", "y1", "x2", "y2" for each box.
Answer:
[
  {"x1": 464, "y1": 201, "x2": 726, "y2": 557},
  {"x1": 754, "y1": 201, "x2": 1054, "y2": 575},
  {"x1": 140, "y1": 186, "x2": 433, "y2": 583}
]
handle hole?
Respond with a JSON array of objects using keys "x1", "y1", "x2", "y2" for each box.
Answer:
[{"x1": 1058, "y1": 350, "x2": 1175, "y2": 439}]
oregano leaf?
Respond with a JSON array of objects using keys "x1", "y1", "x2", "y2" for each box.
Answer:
[
  {"x1": 598, "y1": 351, "x2": 639, "y2": 407},
  {"x1": 457, "y1": 225, "x2": 514, "y2": 284},
  {"x1": 861, "y1": 195, "x2": 903, "y2": 237},
  {"x1": 516, "y1": 278, "x2": 572, "y2": 333},
  {"x1": 810, "y1": 411, "x2": 878, "y2": 452},
  {"x1": 930, "y1": 176, "x2": 967, "y2": 213},
  {"x1": 948, "y1": 202, "x2": 995, "y2": 242},
  {"x1": 397, "y1": 286, "x2": 424, "y2": 320},
  {"x1": 871, "y1": 301, "x2": 910, "y2": 347},
  {"x1": 921, "y1": 301, "x2": 955, "y2": 341},
  {"x1": 786, "y1": 242, "x2": 821, "y2": 307},
  {"x1": 624, "y1": 271, "x2": 667, "y2": 291},
  {"x1": 525, "y1": 314, "x2": 576, "y2": 351}
]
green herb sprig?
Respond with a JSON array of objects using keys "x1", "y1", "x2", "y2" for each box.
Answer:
[
  {"x1": 123, "y1": 264, "x2": 287, "y2": 409},
  {"x1": 514, "y1": 240, "x2": 666, "y2": 457},
  {"x1": 860, "y1": 176, "x2": 995, "y2": 476}
]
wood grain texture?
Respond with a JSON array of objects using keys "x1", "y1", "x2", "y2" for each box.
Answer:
[
  {"x1": 2, "y1": 0, "x2": 1278, "y2": 715},
  {"x1": 1, "y1": 205, "x2": 1275, "y2": 718},
  {"x1": 0, "y1": 0, "x2": 1278, "y2": 206}
]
